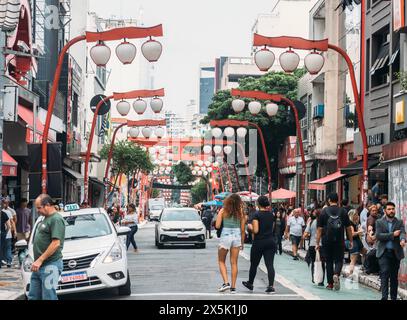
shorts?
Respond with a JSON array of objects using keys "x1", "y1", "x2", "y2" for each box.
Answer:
[
  {"x1": 290, "y1": 235, "x2": 302, "y2": 247},
  {"x1": 349, "y1": 238, "x2": 363, "y2": 255},
  {"x1": 17, "y1": 232, "x2": 30, "y2": 241},
  {"x1": 219, "y1": 228, "x2": 242, "y2": 250}
]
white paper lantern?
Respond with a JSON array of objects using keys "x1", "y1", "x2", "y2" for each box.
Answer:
[
  {"x1": 232, "y1": 99, "x2": 246, "y2": 113},
  {"x1": 197, "y1": 160, "x2": 204, "y2": 167},
  {"x1": 151, "y1": 97, "x2": 164, "y2": 113},
  {"x1": 254, "y1": 48, "x2": 275, "y2": 72},
  {"x1": 212, "y1": 127, "x2": 223, "y2": 138},
  {"x1": 237, "y1": 127, "x2": 248, "y2": 138},
  {"x1": 248, "y1": 101, "x2": 262, "y2": 115},
  {"x1": 279, "y1": 49, "x2": 300, "y2": 73},
  {"x1": 90, "y1": 42, "x2": 111, "y2": 67},
  {"x1": 203, "y1": 145, "x2": 212, "y2": 154},
  {"x1": 133, "y1": 99, "x2": 147, "y2": 115},
  {"x1": 266, "y1": 103, "x2": 279, "y2": 117},
  {"x1": 116, "y1": 100, "x2": 130, "y2": 116},
  {"x1": 141, "y1": 39, "x2": 163, "y2": 62},
  {"x1": 159, "y1": 147, "x2": 167, "y2": 155},
  {"x1": 213, "y1": 162, "x2": 220, "y2": 168},
  {"x1": 224, "y1": 127, "x2": 235, "y2": 138},
  {"x1": 207, "y1": 167, "x2": 213, "y2": 173},
  {"x1": 116, "y1": 41, "x2": 137, "y2": 65},
  {"x1": 155, "y1": 127, "x2": 165, "y2": 138},
  {"x1": 205, "y1": 161, "x2": 211, "y2": 167},
  {"x1": 192, "y1": 170, "x2": 197, "y2": 175},
  {"x1": 214, "y1": 145, "x2": 223, "y2": 154},
  {"x1": 304, "y1": 51, "x2": 325, "y2": 75},
  {"x1": 142, "y1": 127, "x2": 153, "y2": 138},
  {"x1": 224, "y1": 146, "x2": 233, "y2": 155},
  {"x1": 128, "y1": 127, "x2": 140, "y2": 138}
]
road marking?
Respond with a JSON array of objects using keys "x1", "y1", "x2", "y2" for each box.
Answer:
[
  {"x1": 130, "y1": 292, "x2": 299, "y2": 298},
  {"x1": 239, "y1": 251, "x2": 320, "y2": 301}
]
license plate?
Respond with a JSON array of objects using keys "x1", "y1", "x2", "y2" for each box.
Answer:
[
  {"x1": 61, "y1": 271, "x2": 88, "y2": 283},
  {"x1": 177, "y1": 234, "x2": 189, "y2": 238}
]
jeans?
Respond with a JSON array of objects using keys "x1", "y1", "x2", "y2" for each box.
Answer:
[
  {"x1": 28, "y1": 259, "x2": 63, "y2": 300},
  {"x1": 0, "y1": 232, "x2": 6, "y2": 265},
  {"x1": 126, "y1": 225, "x2": 138, "y2": 250},
  {"x1": 321, "y1": 242, "x2": 344, "y2": 285},
  {"x1": 378, "y1": 249, "x2": 401, "y2": 300},
  {"x1": 249, "y1": 239, "x2": 276, "y2": 287},
  {"x1": 4, "y1": 238, "x2": 12, "y2": 264}
]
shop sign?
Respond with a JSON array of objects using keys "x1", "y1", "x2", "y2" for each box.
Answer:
[{"x1": 368, "y1": 133, "x2": 384, "y2": 147}]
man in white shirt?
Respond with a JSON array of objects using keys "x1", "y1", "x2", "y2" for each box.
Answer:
[{"x1": 285, "y1": 208, "x2": 305, "y2": 260}]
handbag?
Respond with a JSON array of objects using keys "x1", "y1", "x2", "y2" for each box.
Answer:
[{"x1": 313, "y1": 250, "x2": 324, "y2": 284}]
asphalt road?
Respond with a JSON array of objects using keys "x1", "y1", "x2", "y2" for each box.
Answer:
[{"x1": 61, "y1": 222, "x2": 380, "y2": 300}]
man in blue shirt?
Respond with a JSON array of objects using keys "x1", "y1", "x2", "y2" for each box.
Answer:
[{"x1": 375, "y1": 202, "x2": 406, "y2": 300}]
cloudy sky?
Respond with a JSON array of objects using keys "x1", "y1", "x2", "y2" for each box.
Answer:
[{"x1": 89, "y1": 0, "x2": 279, "y2": 116}]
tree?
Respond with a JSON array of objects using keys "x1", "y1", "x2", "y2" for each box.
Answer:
[
  {"x1": 201, "y1": 70, "x2": 305, "y2": 185},
  {"x1": 100, "y1": 141, "x2": 154, "y2": 197},
  {"x1": 151, "y1": 189, "x2": 161, "y2": 199},
  {"x1": 173, "y1": 162, "x2": 194, "y2": 185},
  {"x1": 191, "y1": 180, "x2": 208, "y2": 204}
]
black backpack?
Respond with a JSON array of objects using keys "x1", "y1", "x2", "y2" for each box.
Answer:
[{"x1": 325, "y1": 208, "x2": 343, "y2": 243}]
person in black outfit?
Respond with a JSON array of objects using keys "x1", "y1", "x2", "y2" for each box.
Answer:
[
  {"x1": 273, "y1": 209, "x2": 285, "y2": 255},
  {"x1": 316, "y1": 193, "x2": 353, "y2": 291},
  {"x1": 242, "y1": 196, "x2": 277, "y2": 293},
  {"x1": 201, "y1": 206, "x2": 214, "y2": 239}
]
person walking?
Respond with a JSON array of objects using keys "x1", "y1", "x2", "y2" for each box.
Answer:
[
  {"x1": 122, "y1": 204, "x2": 139, "y2": 253},
  {"x1": 16, "y1": 198, "x2": 32, "y2": 242},
  {"x1": 284, "y1": 208, "x2": 305, "y2": 260},
  {"x1": 28, "y1": 194, "x2": 65, "y2": 300},
  {"x1": 273, "y1": 209, "x2": 285, "y2": 255},
  {"x1": 304, "y1": 208, "x2": 325, "y2": 286},
  {"x1": 375, "y1": 202, "x2": 406, "y2": 301},
  {"x1": 1, "y1": 198, "x2": 15, "y2": 267},
  {"x1": 242, "y1": 196, "x2": 277, "y2": 293},
  {"x1": 0, "y1": 204, "x2": 11, "y2": 269},
  {"x1": 315, "y1": 193, "x2": 353, "y2": 291},
  {"x1": 216, "y1": 194, "x2": 246, "y2": 294},
  {"x1": 202, "y1": 206, "x2": 214, "y2": 239},
  {"x1": 348, "y1": 209, "x2": 366, "y2": 276}
]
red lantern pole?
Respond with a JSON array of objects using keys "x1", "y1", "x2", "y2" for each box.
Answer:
[
  {"x1": 253, "y1": 34, "x2": 369, "y2": 207},
  {"x1": 41, "y1": 25, "x2": 163, "y2": 194}
]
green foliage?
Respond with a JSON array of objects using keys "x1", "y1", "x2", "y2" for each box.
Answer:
[
  {"x1": 201, "y1": 71, "x2": 304, "y2": 181},
  {"x1": 173, "y1": 162, "x2": 194, "y2": 185},
  {"x1": 100, "y1": 141, "x2": 154, "y2": 176},
  {"x1": 191, "y1": 180, "x2": 208, "y2": 204},
  {"x1": 151, "y1": 189, "x2": 161, "y2": 199},
  {"x1": 396, "y1": 71, "x2": 407, "y2": 91}
]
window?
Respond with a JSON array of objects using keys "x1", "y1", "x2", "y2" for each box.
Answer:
[
  {"x1": 72, "y1": 92, "x2": 78, "y2": 127},
  {"x1": 391, "y1": 35, "x2": 400, "y2": 81},
  {"x1": 371, "y1": 27, "x2": 390, "y2": 88}
]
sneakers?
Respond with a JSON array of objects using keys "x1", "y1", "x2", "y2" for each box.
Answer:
[
  {"x1": 318, "y1": 282, "x2": 325, "y2": 287},
  {"x1": 326, "y1": 284, "x2": 334, "y2": 290},
  {"x1": 218, "y1": 283, "x2": 231, "y2": 292},
  {"x1": 230, "y1": 288, "x2": 236, "y2": 294},
  {"x1": 1, "y1": 260, "x2": 7, "y2": 266},
  {"x1": 333, "y1": 275, "x2": 340, "y2": 291},
  {"x1": 265, "y1": 286, "x2": 275, "y2": 294},
  {"x1": 242, "y1": 281, "x2": 254, "y2": 291}
]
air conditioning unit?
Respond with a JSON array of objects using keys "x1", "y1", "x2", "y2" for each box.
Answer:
[{"x1": 313, "y1": 104, "x2": 325, "y2": 119}]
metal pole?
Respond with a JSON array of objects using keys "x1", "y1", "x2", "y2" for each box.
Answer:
[{"x1": 0, "y1": 31, "x2": 5, "y2": 194}]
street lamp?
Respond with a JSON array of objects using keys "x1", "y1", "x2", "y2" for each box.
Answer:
[
  {"x1": 252, "y1": 33, "x2": 369, "y2": 206},
  {"x1": 41, "y1": 25, "x2": 164, "y2": 194}
]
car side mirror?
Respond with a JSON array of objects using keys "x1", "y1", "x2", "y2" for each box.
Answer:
[
  {"x1": 117, "y1": 226, "x2": 131, "y2": 236},
  {"x1": 15, "y1": 240, "x2": 28, "y2": 250}
]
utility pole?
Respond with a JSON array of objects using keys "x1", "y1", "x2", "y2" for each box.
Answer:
[{"x1": 0, "y1": 31, "x2": 5, "y2": 195}]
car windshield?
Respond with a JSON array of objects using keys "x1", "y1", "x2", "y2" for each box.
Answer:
[
  {"x1": 151, "y1": 206, "x2": 163, "y2": 211},
  {"x1": 161, "y1": 210, "x2": 200, "y2": 222},
  {"x1": 63, "y1": 213, "x2": 112, "y2": 240}
]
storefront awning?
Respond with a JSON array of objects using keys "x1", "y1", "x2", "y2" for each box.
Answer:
[
  {"x1": 308, "y1": 171, "x2": 346, "y2": 191},
  {"x1": 18, "y1": 105, "x2": 56, "y2": 143},
  {"x1": 63, "y1": 167, "x2": 84, "y2": 182},
  {"x1": 2, "y1": 150, "x2": 17, "y2": 177},
  {"x1": 340, "y1": 158, "x2": 380, "y2": 176}
]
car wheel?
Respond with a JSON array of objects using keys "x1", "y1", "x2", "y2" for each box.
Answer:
[
  {"x1": 155, "y1": 238, "x2": 159, "y2": 247},
  {"x1": 118, "y1": 271, "x2": 131, "y2": 296},
  {"x1": 157, "y1": 242, "x2": 164, "y2": 249}
]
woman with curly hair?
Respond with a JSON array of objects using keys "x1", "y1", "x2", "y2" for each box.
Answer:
[{"x1": 215, "y1": 194, "x2": 246, "y2": 294}]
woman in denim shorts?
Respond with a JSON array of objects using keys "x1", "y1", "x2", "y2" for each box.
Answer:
[{"x1": 215, "y1": 194, "x2": 246, "y2": 294}]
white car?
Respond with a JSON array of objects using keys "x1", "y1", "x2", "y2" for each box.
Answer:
[
  {"x1": 21, "y1": 205, "x2": 131, "y2": 298},
  {"x1": 155, "y1": 208, "x2": 206, "y2": 249}
]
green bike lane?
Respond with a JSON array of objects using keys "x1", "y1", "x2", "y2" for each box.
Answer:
[{"x1": 241, "y1": 244, "x2": 381, "y2": 300}]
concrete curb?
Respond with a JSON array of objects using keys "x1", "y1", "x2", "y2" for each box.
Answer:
[{"x1": 282, "y1": 242, "x2": 407, "y2": 300}]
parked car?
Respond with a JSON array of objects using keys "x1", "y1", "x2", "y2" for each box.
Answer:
[
  {"x1": 155, "y1": 208, "x2": 206, "y2": 249},
  {"x1": 21, "y1": 204, "x2": 131, "y2": 298},
  {"x1": 148, "y1": 198, "x2": 165, "y2": 221}
]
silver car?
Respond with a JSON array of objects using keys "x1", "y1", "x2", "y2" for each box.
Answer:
[{"x1": 155, "y1": 208, "x2": 206, "y2": 249}]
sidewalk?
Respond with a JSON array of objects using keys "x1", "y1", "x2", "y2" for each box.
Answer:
[
  {"x1": 282, "y1": 240, "x2": 407, "y2": 300},
  {"x1": 0, "y1": 257, "x2": 25, "y2": 300}
]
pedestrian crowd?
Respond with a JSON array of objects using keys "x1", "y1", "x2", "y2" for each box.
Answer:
[{"x1": 205, "y1": 192, "x2": 405, "y2": 300}]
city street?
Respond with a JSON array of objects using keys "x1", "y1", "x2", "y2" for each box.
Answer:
[{"x1": 61, "y1": 222, "x2": 381, "y2": 301}]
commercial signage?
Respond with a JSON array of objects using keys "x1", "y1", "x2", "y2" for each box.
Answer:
[
  {"x1": 396, "y1": 100, "x2": 405, "y2": 124},
  {"x1": 368, "y1": 133, "x2": 384, "y2": 147},
  {"x1": 393, "y1": 0, "x2": 405, "y2": 32}
]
